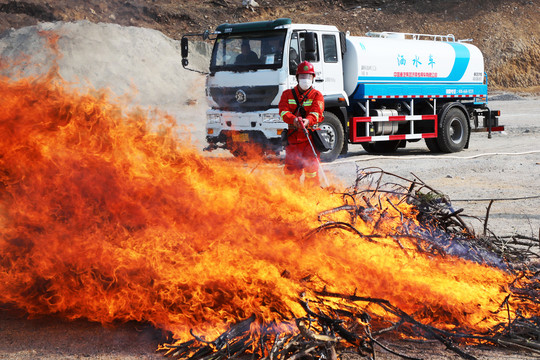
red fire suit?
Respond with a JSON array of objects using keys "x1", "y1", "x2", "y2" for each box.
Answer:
[{"x1": 278, "y1": 86, "x2": 325, "y2": 185}]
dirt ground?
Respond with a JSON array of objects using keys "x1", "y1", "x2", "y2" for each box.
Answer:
[
  {"x1": 0, "y1": 1, "x2": 539, "y2": 360},
  {"x1": 2, "y1": 307, "x2": 540, "y2": 360}
]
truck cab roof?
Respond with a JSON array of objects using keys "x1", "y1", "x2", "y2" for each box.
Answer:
[{"x1": 214, "y1": 18, "x2": 339, "y2": 34}]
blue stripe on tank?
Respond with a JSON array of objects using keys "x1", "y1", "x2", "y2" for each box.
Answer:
[
  {"x1": 445, "y1": 43, "x2": 471, "y2": 82},
  {"x1": 350, "y1": 83, "x2": 487, "y2": 100}
]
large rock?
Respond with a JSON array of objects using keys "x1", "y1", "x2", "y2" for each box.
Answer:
[
  {"x1": 0, "y1": 20, "x2": 209, "y2": 108},
  {"x1": 0, "y1": 20, "x2": 210, "y2": 143}
]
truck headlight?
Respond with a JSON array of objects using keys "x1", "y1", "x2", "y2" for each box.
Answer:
[
  {"x1": 261, "y1": 113, "x2": 282, "y2": 123},
  {"x1": 207, "y1": 114, "x2": 221, "y2": 124}
]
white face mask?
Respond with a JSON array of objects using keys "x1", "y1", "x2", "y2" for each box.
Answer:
[{"x1": 298, "y1": 78, "x2": 313, "y2": 91}]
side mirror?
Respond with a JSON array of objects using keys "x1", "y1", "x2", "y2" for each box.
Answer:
[
  {"x1": 181, "y1": 37, "x2": 189, "y2": 59},
  {"x1": 305, "y1": 52, "x2": 316, "y2": 61},
  {"x1": 304, "y1": 32, "x2": 316, "y2": 61},
  {"x1": 304, "y1": 32, "x2": 316, "y2": 52},
  {"x1": 202, "y1": 30, "x2": 210, "y2": 41},
  {"x1": 339, "y1": 32, "x2": 347, "y2": 56}
]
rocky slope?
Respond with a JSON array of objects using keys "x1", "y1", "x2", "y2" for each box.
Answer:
[{"x1": 0, "y1": 0, "x2": 538, "y2": 91}]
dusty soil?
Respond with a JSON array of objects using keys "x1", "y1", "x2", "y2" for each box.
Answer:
[
  {"x1": 2, "y1": 307, "x2": 540, "y2": 360},
  {"x1": 0, "y1": 1, "x2": 539, "y2": 360}
]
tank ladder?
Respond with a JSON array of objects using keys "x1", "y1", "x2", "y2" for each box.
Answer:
[{"x1": 365, "y1": 31, "x2": 457, "y2": 42}]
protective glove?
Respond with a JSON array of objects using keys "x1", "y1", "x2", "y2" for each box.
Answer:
[{"x1": 294, "y1": 116, "x2": 309, "y2": 128}]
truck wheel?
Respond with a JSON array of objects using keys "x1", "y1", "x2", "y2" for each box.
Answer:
[
  {"x1": 361, "y1": 143, "x2": 376, "y2": 153},
  {"x1": 437, "y1": 108, "x2": 469, "y2": 152},
  {"x1": 319, "y1": 112, "x2": 344, "y2": 162}
]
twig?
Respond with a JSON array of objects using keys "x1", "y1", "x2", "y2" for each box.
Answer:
[
  {"x1": 484, "y1": 199, "x2": 494, "y2": 236},
  {"x1": 365, "y1": 329, "x2": 422, "y2": 360},
  {"x1": 159, "y1": 168, "x2": 540, "y2": 360}
]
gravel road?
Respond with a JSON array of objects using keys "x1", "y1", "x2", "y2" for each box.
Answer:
[{"x1": 322, "y1": 98, "x2": 540, "y2": 237}]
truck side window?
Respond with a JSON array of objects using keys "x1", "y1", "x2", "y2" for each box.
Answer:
[
  {"x1": 289, "y1": 33, "x2": 300, "y2": 74},
  {"x1": 322, "y1": 34, "x2": 338, "y2": 63},
  {"x1": 289, "y1": 32, "x2": 320, "y2": 75}
]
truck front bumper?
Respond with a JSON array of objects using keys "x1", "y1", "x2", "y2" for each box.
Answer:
[{"x1": 206, "y1": 109, "x2": 286, "y2": 151}]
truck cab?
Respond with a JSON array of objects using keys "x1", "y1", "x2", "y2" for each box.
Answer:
[{"x1": 203, "y1": 19, "x2": 348, "y2": 161}]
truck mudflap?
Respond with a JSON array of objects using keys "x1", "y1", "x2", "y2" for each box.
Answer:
[
  {"x1": 348, "y1": 114, "x2": 438, "y2": 143},
  {"x1": 471, "y1": 108, "x2": 504, "y2": 137}
]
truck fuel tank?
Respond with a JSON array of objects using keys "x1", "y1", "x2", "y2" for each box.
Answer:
[{"x1": 370, "y1": 109, "x2": 400, "y2": 135}]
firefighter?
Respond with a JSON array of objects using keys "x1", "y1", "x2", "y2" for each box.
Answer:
[{"x1": 278, "y1": 61, "x2": 325, "y2": 186}]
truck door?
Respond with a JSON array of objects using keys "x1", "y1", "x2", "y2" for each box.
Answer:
[
  {"x1": 288, "y1": 31, "x2": 323, "y2": 93},
  {"x1": 320, "y1": 32, "x2": 343, "y2": 96}
]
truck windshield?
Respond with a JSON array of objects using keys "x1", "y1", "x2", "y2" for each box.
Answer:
[{"x1": 210, "y1": 30, "x2": 286, "y2": 72}]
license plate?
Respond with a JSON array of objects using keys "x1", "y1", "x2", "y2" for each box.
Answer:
[{"x1": 232, "y1": 133, "x2": 249, "y2": 142}]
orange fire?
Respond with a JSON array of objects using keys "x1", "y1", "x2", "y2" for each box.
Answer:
[{"x1": 0, "y1": 50, "x2": 537, "y2": 347}]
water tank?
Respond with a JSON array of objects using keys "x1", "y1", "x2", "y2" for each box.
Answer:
[{"x1": 342, "y1": 36, "x2": 486, "y2": 99}]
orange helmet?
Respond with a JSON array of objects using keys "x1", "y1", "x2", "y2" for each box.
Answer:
[{"x1": 296, "y1": 61, "x2": 315, "y2": 76}]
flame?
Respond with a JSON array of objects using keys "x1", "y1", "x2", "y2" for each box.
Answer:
[{"x1": 0, "y1": 43, "x2": 537, "y2": 345}]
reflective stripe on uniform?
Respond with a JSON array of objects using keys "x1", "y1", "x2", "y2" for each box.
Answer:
[
  {"x1": 288, "y1": 99, "x2": 297, "y2": 105},
  {"x1": 309, "y1": 112, "x2": 320, "y2": 120},
  {"x1": 305, "y1": 171, "x2": 318, "y2": 178},
  {"x1": 280, "y1": 110, "x2": 291, "y2": 120},
  {"x1": 303, "y1": 99, "x2": 313, "y2": 106}
]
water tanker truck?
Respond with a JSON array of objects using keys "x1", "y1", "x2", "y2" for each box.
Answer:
[{"x1": 181, "y1": 18, "x2": 502, "y2": 162}]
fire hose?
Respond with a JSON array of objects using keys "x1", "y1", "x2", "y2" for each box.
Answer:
[{"x1": 298, "y1": 117, "x2": 330, "y2": 188}]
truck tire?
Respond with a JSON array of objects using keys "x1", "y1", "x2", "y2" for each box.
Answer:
[
  {"x1": 319, "y1": 112, "x2": 344, "y2": 162},
  {"x1": 437, "y1": 108, "x2": 469, "y2": 152},
  {"x1": 361, "y1": 140, "x2": 401, "y2": 153},
  {"x1": 361, "y1": 143, "x2": 376, "y2": 153}
]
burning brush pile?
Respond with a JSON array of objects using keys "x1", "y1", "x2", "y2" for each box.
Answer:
[{"x1": 0, "y1": 55, "x2": 539, "y2": 360}]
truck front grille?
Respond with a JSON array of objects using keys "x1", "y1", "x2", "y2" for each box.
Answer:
[{"x1": 209, "y1": 86, "x2": 279, "y2": 112}]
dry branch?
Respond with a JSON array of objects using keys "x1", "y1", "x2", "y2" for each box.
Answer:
[{"x1": 158, "y1": 168, "x2": 539, "y2": 360}]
